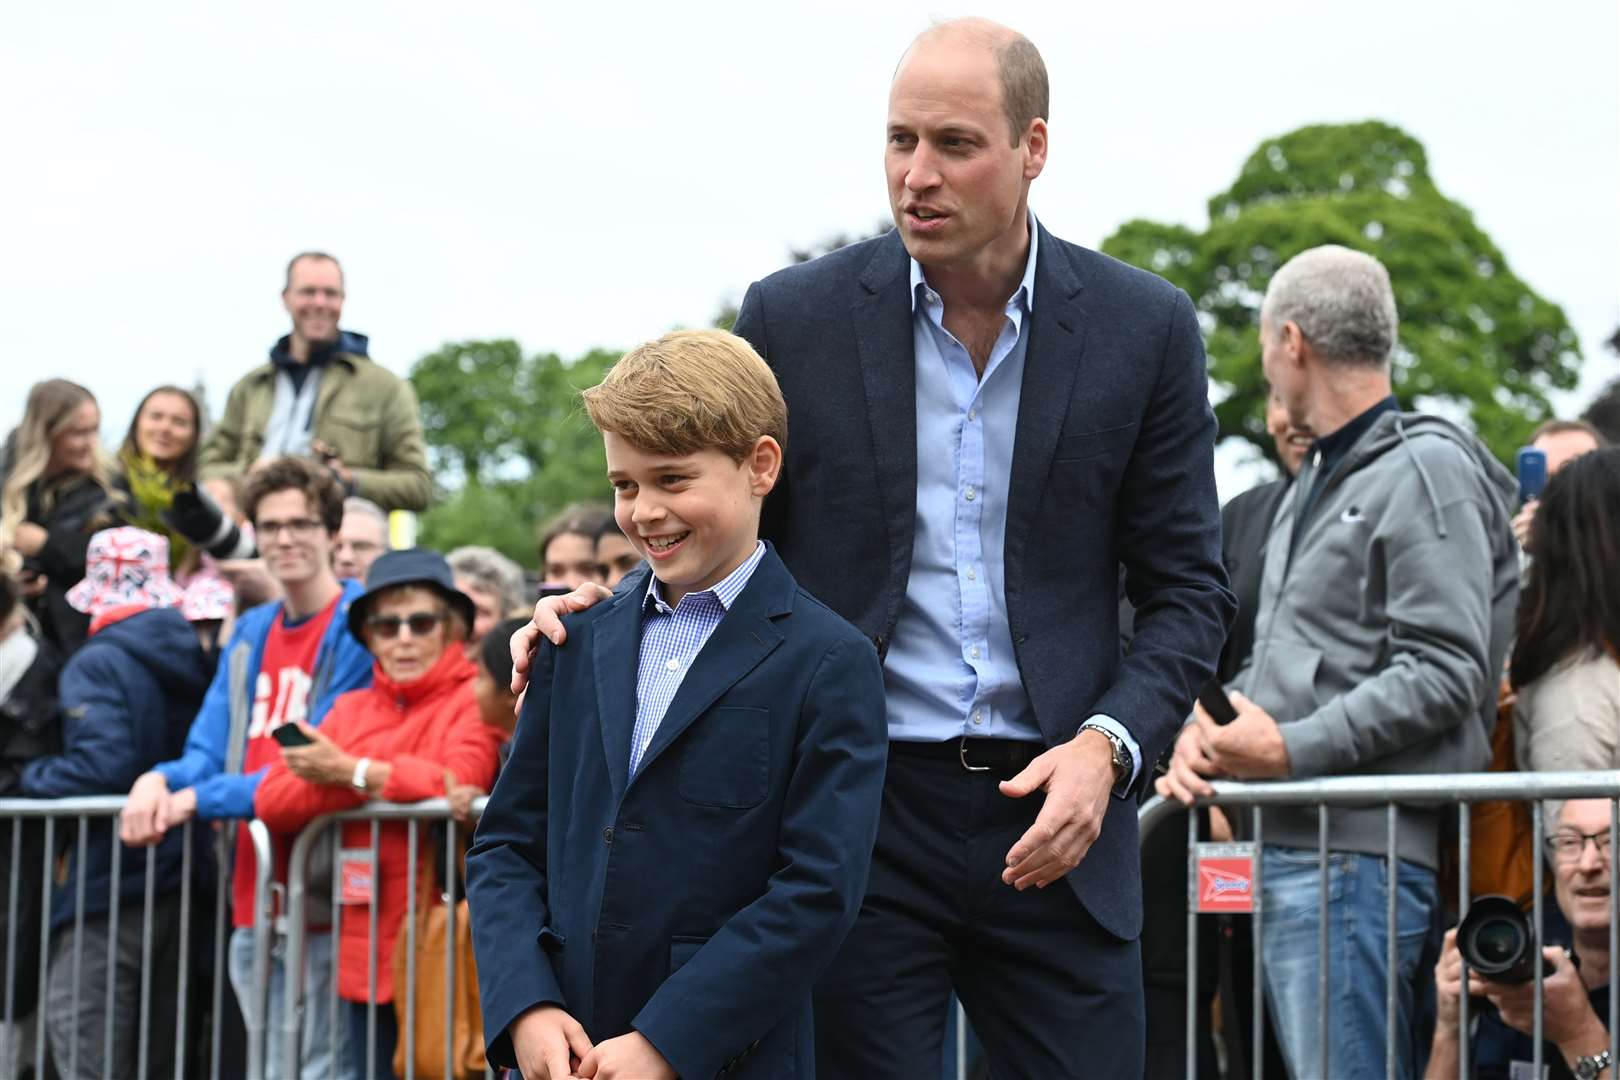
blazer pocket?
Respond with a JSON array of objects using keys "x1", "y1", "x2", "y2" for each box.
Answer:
[
  {"x1": 669, "y1": 934, "x2": 708, "y2": 975},
  {"x1": 678, "y1": 706, "x2": 771, "y2": 809},
  {"x1": 1053, "y1": 423, "x2": 1137, "y2": 464}
]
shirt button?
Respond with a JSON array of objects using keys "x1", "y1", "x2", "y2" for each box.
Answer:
[
  {"x1": 970, "y1": 645, "x2": 981, "y2": 659},
  {"x1": 968, "y1": 408, "x2": 977, "y2": 421},
  {"x1": 665, "y1": 658, "x2": 680, "y2": 672},
  {"x1": 965, "y1": 567, "x2": 976, "y2": 581},
  {"x1": 972, "y1": 710, "x2": 983, "y2": 725},
  {"x1": 964, "y1": 486, "x2": 976, "y2": 502}
]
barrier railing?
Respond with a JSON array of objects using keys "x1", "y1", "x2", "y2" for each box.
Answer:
[
  {"x1": 0, "y1": 796, "x2": 272, "y2": 1080},
  {"x1": 281, "y1": 796, "x2": 493, "y2": 1080},
  {"x1": 1140, "y1": 770, "x2": 1620, "y2": 1080}
]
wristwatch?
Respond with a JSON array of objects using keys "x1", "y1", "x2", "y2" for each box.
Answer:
[
  {"x1": 1080, "y1": 724, "x2": 1131, "y2": 795},
  {"x1": 1575, "y1": 1049, "x2": 1613, "y2": 1080},
  {"x1": 351, "y1": 757, "x2": 371, "y2": 793}
]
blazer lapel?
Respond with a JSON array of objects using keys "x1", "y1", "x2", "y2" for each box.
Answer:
[
  {"x1": 592, "y1": 575, "x2": 648, "y2": 806},
  {"x1": 1005, "y1": 226, "x2": 1087, "y2": 576},
  {"x1": 629, "y1": 551, "x2": 792, "y2": 783},
  {"x1": 851, "y1": 233, "x2": 919, "y2": 594}
]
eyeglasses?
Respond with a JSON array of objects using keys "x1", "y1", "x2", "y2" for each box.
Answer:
[
  {"x1": 256, "y1": 518, "x2": 324, "y2": 540},
  {"x1": 1545, "y1": 831, "x2": 1614, "y2": 862},
  {"x1": 366, "y1": 612, "x2": 446, "y2": 640}
]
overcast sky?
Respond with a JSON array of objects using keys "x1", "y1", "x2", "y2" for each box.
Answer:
[{"x1": 4, "y1": 0, "x2": 1615, "y2": 497}]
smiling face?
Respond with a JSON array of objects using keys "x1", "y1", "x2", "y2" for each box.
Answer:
[
  {"x1": 1266, "y1": 386, "x2": 1313, "y2": 477},
  {"x1": 133, "y1": 390, "x2": 198, "y2": 468},
  {"x1": 47, "y1": 401, "x2": 101, "y2": 477},
  {"x1": 885, "y1": 32, "x2": 1045, "y2": 274},
  {"x1": 1552, "y1": 799, "x2": 1614, "y2": 935},
  {"x1": 253, "y1": 488, "x2": 336, "y2": 589},
  {"x1": 363, "y1": 585, "x2": 451, "y2": 685},
  {"x1": 542, "y1": 532, "x2": 601, "y2": 591},
  {"x1": 282, "y1": 256, "x2": 345, "y2": 351},
  {"x1": 603, "y1": 432, "x2": 780, "y2": 608}
]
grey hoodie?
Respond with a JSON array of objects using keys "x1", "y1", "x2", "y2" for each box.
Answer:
[{"x1": 1232, "y1": 410, "x2": 1519, "y2": 870}]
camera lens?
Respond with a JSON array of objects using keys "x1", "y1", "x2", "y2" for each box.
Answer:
[
  {"x1": 1458, "y1": 895, "x2": 1544, "y2": 984},
  {"x1": 1470, "y1": 920, "x2": 1524, "y2": 967}
]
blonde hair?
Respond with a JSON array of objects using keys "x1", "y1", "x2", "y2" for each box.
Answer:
[
  {"x1": 581, "y1": 329, "x2": 787, "y2": 461},
  {"x1": 0, "y1": 380, "x2": 119, "y2": 561}
]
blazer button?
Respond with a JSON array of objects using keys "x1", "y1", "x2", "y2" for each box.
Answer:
[{"x1": 602, "y1": 827, "x2": 614, "y2": 844}]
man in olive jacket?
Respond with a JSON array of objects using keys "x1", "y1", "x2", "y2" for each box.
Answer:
[{"x1": 197, "y1": 252, "x2": 432, "y2": 512}]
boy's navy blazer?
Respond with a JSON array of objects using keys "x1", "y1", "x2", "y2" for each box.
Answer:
[{"x1": 467, "y1": 545, "x2": 887, "y2": 1080}]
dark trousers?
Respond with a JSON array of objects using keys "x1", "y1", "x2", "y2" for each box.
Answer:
[
  {"x1": 346, "y1": 1000, "x2": 400, "y2": 1080},
  {"x1": 814, "y1": 741, "x2": 1145, "y2": 1079}
]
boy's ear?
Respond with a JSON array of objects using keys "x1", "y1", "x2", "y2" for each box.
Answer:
[{"x1": 746, "y1": 436, "x2": 783, "y2": 498}]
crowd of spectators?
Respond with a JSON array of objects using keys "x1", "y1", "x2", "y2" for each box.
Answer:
[{"x1": 0, "y1": 237, "x2": 1615, "y2": 1079}]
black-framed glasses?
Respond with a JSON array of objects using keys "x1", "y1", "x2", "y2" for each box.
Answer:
[
  {"x1": 366, "y1": 612, "x2": 446, "y2": 640},
  {"x1": 256, "y1": 518, "x2": 324, "y2": 540},
  {"x1": 1544, "y1": 830, "x2": 1614, "y2": 862}
]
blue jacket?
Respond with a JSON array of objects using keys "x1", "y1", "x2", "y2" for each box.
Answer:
[
  {"x1": 20, "y1": 608, "x2": 214, "y2": 927},
  {"x1": 468, "y1": 549, "x2": 888, "y2": 1080},
  {"x1": 154, "y1": 580, "x2": 370, "y2": 819}
]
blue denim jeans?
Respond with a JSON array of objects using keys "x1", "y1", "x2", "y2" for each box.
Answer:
[
  {"x1": 228, "y1": 926, "x2": 352, "y2": 1080},
  {"x1": 1261, "y1": 846, "x2": 1437, "y2": 1080}
]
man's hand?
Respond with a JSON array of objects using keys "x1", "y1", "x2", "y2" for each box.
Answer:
[
  {"x1": 1433, "y1": 928, "x2": 1464, "y2": 1031},
  {"x1": 279, "y1": 723, "x2": 353, "y2": 786},
  {"x1": 510, "y1": 1004, "x2": 593, "y2": 1080},
  {"x1": 1512, "y1": 499, "x2": 1538, "y2": 552},
  {"x1": 575, "y1": 1031, "x2": 676, "y2": 1080},
  {"x1": 1199, "y1": 691, "x2": 1290, "y2": 780},
  {"x1": 1475, "y1": 947, "x2": 1607, "y2": 1049},
  {"x1": 310, "y1": 439, "x2": 354, "y2": 489},
  {"x1": 510, "y1": 583, "x2": 614, "y2": 696},
  {"x1": 121, "y1": 771, "x2": 172, "y2": 846},
  {"x1": 1156, "y1": 721, "x2": 1220, "y2": 805},
  {"x1": 998, "y1": 730, "x2": 1115, "y2": 890},
  {"x1": 154, "y1": 786, "x2": 198, "y2": 836},
  {"x1": 217, "y1": 559, "x2": 281, "y2": 608}
]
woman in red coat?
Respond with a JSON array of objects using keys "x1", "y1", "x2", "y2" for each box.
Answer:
[{"x1": 256, "y1": 549, "x2": 505, "y2": 1080}]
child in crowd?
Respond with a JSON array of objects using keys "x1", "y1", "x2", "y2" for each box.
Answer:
[{"x1": 467, "y1": 329, "x2": 888, "y2": 1080}]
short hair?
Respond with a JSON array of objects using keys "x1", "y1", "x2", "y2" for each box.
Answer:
[
  {"x1": 447, "y1": 545, "x2": 527, "y2": 616},
  {"x1": 581, "y1": 329, "x2": 788, "y2": 461},
  {"x1": 343, "y1": 496, "x2": 390, "y2": 536},
  {"x1": 537, "y1": 503, "x2": 613, "y2": 563},
  {"x1": 1530, "y1": 418, "x2": 1608, "y2": 449},
  {"x1": 1260, "y1": 245, "x2": 1399, "y2": 368},
  {"x1": 284, "y1": 251, "x2": 343, "y2": 292},
  {"x1": 911, "y1": 20, "x2": 1048, "y2": 147},
  {"x1": 240, "y1": 456, "x2": 346, "y2": 532},
  {"x1": 595, "y1": 514, "x2": 626, "y2": 544},
  {"x1": 1585, "y1": 378, "x2": 1620, "y2": 447},
  {"x1": 478, "y1": 616, "x2": 531, "y2": 694}
]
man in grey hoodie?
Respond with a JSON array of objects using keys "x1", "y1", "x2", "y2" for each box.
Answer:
[{"x1": 1158, "y1": 245, "x2": 1519, "y2": 1079}]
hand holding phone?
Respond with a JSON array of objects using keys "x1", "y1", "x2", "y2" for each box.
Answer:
[
  {"x1": 1197, "y1": 682, "x2": 1239, "y2": 725},
  {"x1": 1517, "y1": 447, "x2": 1548, "y2": 504},
  {"x1": 271, "y1": 723, "x2": 314, "y2": 748}
]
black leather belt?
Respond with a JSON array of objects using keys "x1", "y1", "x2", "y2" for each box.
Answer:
[{"x1": 890, "y1": 736, "x2": 1044, "y2": 780}]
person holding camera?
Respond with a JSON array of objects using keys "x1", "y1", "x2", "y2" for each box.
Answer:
[{"x1": 1426, "y1": 798, "x2": 1615, "y2": 1080}]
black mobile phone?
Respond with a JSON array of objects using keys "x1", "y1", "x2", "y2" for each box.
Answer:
[
  {"x1": 537, "y1": 584, "x2": 571, "y2": 600},
  {"x1": 1197, "y1": 681, "x2": 1239, "y2": 725},
  {"x1": 271, "y1": 724, "x2": 313, "y2": 748}
]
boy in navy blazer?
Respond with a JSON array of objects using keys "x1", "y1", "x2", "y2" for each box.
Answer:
[{"x1": 467, "y1": 329, "x2": 888, "y2": 1080}]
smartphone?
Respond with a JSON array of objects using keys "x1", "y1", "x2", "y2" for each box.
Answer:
[
  {"x1": 537, "y1": 584, "x2": 571, "y2": 600},
  {"x1": 1197, "y1": 681, "x2": 1239, "y2": 725},
  {"x1": 271, "y1": 724, "x2": 313, "y2": 748},
  {"x1": 1517, "y1": 447, "x2": 1548, "y2": 504}
]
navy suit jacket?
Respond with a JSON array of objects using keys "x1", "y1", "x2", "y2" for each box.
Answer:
[
  {"x1": 467, "y1": 547, "x2": 887, "y2": 1080},
  {"x1": 732, "y1": 226, "x2": 1235, "y2": 940}
]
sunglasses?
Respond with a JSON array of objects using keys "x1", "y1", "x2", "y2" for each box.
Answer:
[{"x1": 366, "y1": 611, "x2": 446, "y2": 639}]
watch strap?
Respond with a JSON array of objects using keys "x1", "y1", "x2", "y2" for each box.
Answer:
[{"x1": 1575, "y1": 1049, "x2": 1613, "y2": 1080}]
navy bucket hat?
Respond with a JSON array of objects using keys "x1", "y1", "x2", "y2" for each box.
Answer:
[{"x1": 347, "y1": 548, "x2": 477, "y2": 641}]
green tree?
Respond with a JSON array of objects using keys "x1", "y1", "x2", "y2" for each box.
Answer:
[
  {"x1": 409, "y1": 344, "x2": 620, "y2": 568},
  {"x1": 1101, "y1": 121, "x2": 1581, "y2": 464}
]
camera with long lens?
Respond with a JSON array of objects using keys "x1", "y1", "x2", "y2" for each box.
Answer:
[
  {"x1": 162, "y1": 486, "x2": 257, "y2": 561},
  {"x1": 1458, "y1": 895, "x2": 1554, "y2": 984}
]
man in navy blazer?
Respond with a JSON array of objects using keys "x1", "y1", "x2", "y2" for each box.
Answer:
[
  {"x1": 470, "y1": 331, "x2": 888, "y2": 1080},
  {"x1": 515, "y1": 18, "x2": 1233, "y2": 1077}
]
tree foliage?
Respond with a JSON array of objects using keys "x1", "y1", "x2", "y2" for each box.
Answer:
[
  {"x1": 1101, "y1": 121, "x2": 1581, "y2": 464},
  {"x1": 409, "y1": 344, "x2": 619, "y2": 568}
]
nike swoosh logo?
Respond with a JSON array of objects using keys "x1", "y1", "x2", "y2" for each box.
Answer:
[{"x1": 1340, "y1": 508, "x2": 1365, "y2": 524}]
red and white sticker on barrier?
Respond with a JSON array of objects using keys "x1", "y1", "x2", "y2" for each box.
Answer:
[{"x1": 1195, "y1": 842, "x2": 1257, "y2": 913}]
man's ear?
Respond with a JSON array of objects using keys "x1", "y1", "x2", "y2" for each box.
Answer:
[
  {"x1": 747, "y1": 436, "x2": 783, "y2": 498},
  {"x1": 1280, "y1": 320, "x2": 1307, "y2": 369}
]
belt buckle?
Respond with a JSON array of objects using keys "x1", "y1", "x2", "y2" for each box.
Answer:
[{"x1": 959, "y1": 735, "x2": 991, "y2": 773}]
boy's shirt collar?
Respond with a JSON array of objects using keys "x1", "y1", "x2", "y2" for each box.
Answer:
[{"x1": 643, "y1": 541, "x2": 766, "y2": 617}]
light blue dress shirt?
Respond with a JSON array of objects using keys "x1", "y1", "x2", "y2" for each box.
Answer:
[
  {"x1": 629, "y1": 542, "x2": 766, "y2": 775},
  {"x1": 882, "y1": 212, "x2": 1141, "y2": 786}
]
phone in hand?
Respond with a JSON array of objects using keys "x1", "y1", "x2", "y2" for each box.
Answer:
[
  {"x1": 1517, "y1": 447, "x2": 1548, "y2": 504},
  {"x1": 271, "y1": 724, "x2": 313, "y2": 748},
  {"x1": 1198, "y1": 681, "x2": 1239, "y2": 725}
]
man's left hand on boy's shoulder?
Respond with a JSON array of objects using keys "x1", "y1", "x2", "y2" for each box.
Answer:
[{"x1": 575, "y1": 1031, "x2": 676, "y2": 1080}]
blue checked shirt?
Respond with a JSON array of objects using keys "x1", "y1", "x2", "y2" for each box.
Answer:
[{"x1": 629, "y1": 542, "x2": 766, "y2": 775}]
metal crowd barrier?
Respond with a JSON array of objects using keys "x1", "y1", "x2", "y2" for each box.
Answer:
[
  {"x1": 0, "y1": 796, "x2": 273, "y2": 1080},
  {"x1": 1140, "y1": 770, "x2": 1620, "y2": 1080},
  {"x1": 281, "y1": 796, "x2": 495, "y2": 1080}
]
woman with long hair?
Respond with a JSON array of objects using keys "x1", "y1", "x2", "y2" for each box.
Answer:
[
  {"x1": 0, "y1": 379, "x2": 126, "y2": 654},
  {"x1": 1512, "y1": 446, "x2": 1620, "y2": 774},
  {"x1": 116, "y1": 385, "x2": 205, "y2": 573}
]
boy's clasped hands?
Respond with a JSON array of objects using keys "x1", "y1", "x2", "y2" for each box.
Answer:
[{"x1": 512, "y1": 1004, "x2": 675, "y2": 1080}]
